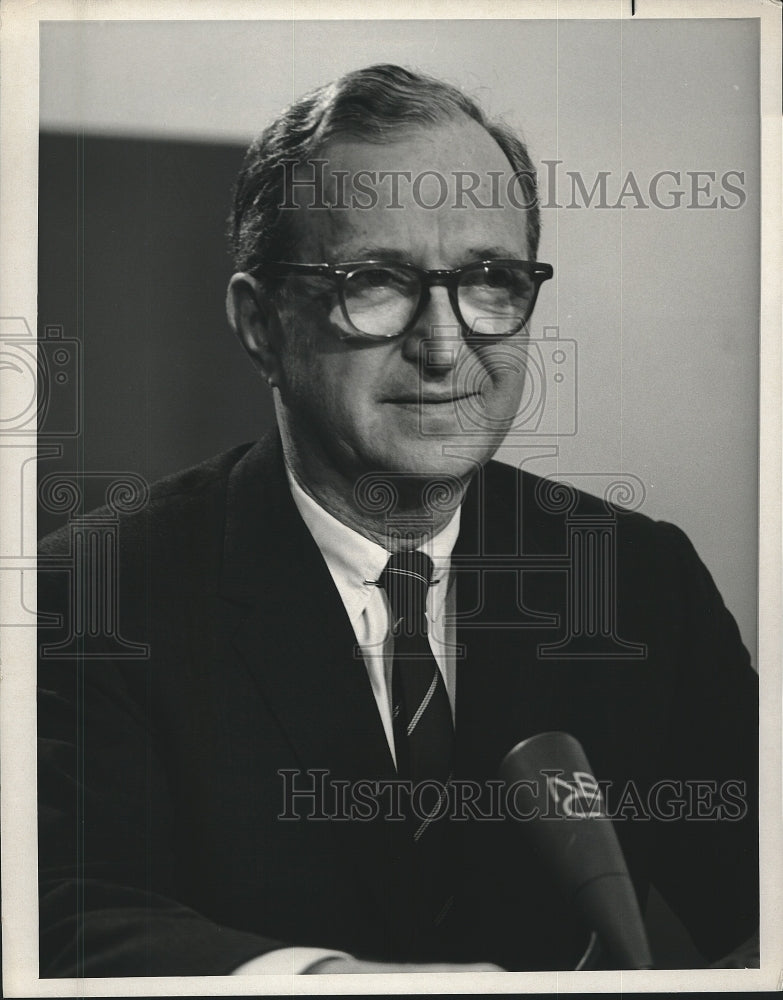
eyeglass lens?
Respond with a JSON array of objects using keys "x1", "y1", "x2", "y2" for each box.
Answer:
[{"x1": 341, "y1": 263, "x2": 537, "y2": 337}]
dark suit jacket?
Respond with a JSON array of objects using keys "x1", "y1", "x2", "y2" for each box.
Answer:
[{"x1": 37, "y1": 432, "x2": 758, "y2": 976}]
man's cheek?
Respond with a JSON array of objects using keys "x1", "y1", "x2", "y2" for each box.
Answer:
[{"x1": 480, "y1": 365, "x2": 526, "y2": 410}]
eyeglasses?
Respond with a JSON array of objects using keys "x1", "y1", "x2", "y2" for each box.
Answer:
[{"x1": 253, "y1": 259, "x2": 554, "y2": 339}]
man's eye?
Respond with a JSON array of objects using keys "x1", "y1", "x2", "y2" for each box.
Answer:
[
  {"x1": 461, "y1": 266, "x2": 514, "y2": 291},
  {"x1": 483, "y1": 267, "x2": 514, "y2": 288},
  {"x1": 356, "y1": 269, "x2": 398, "y2": 289},
  {"x1": 469, "y1": 266, "x2": 532, "y2": 298}
]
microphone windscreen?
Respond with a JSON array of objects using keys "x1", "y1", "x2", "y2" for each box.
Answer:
[{"x1": 499, "y1": 731, "x2": 653, "y2": 970}]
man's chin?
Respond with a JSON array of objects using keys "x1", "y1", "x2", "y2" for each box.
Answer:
[{"x1": 358, "y1": 434, "x2": 502, "y2": 483}]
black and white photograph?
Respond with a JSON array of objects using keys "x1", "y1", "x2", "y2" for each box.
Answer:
[{"x1": 1, "y1": 1, "x2": 781, "y2": 994}]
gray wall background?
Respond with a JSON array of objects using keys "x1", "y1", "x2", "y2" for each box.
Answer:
[{"x1": 39, "y1": 18, "x2": 760, "y2": 663}]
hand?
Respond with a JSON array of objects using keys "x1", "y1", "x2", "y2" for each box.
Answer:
[{"x1": 306, "y1": 957, "x2": 504, "y2": 974}]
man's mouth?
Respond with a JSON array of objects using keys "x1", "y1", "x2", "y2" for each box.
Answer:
[{"x1": 385, "y1": 391, "x2": 477, "y2": 405}]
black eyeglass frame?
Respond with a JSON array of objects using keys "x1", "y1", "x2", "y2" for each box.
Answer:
[{"x1": 251, "y1": 258, "x2": 554, "y2": 339}]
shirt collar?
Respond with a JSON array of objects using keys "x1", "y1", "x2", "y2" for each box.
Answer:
[{"x1": 285, "y1": 466, "x2": 461, "y2": 627}]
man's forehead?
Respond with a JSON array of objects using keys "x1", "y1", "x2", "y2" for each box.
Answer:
[
  {"x1": 320, "y1": 116, "x2": 511, "y2": 172},
  {"x1": 285, "y1": 119, "x2": 530, "y2": 261}
]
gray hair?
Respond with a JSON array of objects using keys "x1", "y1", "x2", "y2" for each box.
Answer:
[{"x1": 229, "y1": 63, "x2": 540, "y2": 271}]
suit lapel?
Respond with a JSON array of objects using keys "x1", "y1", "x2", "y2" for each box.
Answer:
[
  {"x1": 218, "y1": 440, "x2": 576, "y2": 954},
  {"x1": 219, "y1": 434, "x2": 395, "y2": 783},
  {"x1": 453, "y1": 461, "x2": 564, "y2": 780},
  {"x1": 220, "y1": 444, "x2": 565, "y2": 783}
]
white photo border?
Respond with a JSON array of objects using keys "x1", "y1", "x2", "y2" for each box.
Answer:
[{"x1": 1, "y1": 0, "x2": 780, "y2": 995}]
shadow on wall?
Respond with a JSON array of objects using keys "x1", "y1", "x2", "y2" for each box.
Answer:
[{"x1": 38, "y1": 132, "x2": 275, "y2": 538}]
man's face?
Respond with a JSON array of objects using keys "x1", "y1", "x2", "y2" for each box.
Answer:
[{"x1": 267, "y1": 116, "x2": 535, "y2": 490}]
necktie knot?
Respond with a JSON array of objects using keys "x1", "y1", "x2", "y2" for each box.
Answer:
[{"x1": 379, "y1": 550, "x2": 434, "y2": 638}]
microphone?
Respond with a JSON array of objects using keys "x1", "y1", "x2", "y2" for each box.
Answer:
[{"x1": 498, "y1": 731, "x2": 653, "y2": 970}]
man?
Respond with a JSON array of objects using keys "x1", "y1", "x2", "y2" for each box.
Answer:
[{"x1": 38, "y1": 64, "x2": 758, "y2": 976}]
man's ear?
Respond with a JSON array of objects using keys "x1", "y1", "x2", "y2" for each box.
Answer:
[{"x1": 226, "y1": 273, "x2": 283, "y2": 386}]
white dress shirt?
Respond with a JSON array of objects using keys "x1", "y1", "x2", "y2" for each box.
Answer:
[
  {"x1": 287, "y1": 468, "x2": 460, "y2": 762},
  {"x1": 233, "y1": 470, "x2": 462, "y2": 975}
]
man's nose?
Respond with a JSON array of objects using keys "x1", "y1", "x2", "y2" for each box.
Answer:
[{"x1": 401, "y1": 287, "x2": 463, "y2": 369}]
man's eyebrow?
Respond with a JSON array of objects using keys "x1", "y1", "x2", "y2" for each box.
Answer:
[
  {"x1": 335, "y1": 247, "x2": 410, "y2": 262},
  {"x1": 464, "y1": 246, "x2": 526, "y2": 260},
  {"x1": 333, "y1": 246, "x2": 528, "y2": 264}
]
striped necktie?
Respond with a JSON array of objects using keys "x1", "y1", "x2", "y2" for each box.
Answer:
[
  {"x1": 379, "y1": 550, "x2": 454, "y2": 823},
  {"x1": 379, "y1": 549, "x2": 457, "y2": 948}
]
